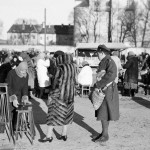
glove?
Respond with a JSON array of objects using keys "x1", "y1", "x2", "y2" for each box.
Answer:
[
  {"x1": 13, "y1": 99, "x2": 19, "y2": 108},
  {"x1": 22, "y1": 96, "x2": 31, "y2": 105}
]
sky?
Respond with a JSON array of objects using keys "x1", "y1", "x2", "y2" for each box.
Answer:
[
  {"x1": 0, "y1": 0, "x2": 76, "y2": 39},
  {"x1": 0, "y1": 0, "x2": 143, "y2": 39}
]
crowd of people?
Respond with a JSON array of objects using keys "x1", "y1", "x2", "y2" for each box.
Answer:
[{"x1": 0, "y1": 45, "x2": 149, "y2": 144}]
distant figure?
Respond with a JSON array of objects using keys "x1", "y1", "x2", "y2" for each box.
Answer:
[
  {"x1": 123, "y1": 51, "x2": 138, "y2": 97},
  {"x1": 111, "y1": 51, "x2": 123, "y2": 83},
  {"x1": 0, "y1": 57, "x2": 12, "y2": 83},
  {"x1": 78, "y1": 61, "x2": 93, "y2": 86},
  {"x1": 36, "y1": 53, "x2": 50, "y2": 98}
]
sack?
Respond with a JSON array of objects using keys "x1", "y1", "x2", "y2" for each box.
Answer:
[
  {"x1": 140, "y1": 69, "x2": 148, "y2": 76},
  {"x1": 90, "y1": 89, "x2": 105, "y2": 110}
]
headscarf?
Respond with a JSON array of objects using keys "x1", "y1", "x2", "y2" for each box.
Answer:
[
  {"x1": 15, "y1": 61, "x2": 28, "y2": 78},
  {"x1": 20, "y1": 52, "x2": 36, "y2": 78}
]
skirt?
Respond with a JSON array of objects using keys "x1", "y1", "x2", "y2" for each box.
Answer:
[{"x1": 95, "y1": 83, "x2": 119, "y2": 121}]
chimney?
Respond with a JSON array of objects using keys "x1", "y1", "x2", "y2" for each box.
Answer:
[{"x1": 22, "y1": 20, "x2": 25, "y2": 30}]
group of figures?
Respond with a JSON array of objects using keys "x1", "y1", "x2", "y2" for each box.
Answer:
[
  {"x1": 0, "y1": 45, "x2": 120, "y2": 144},
  {"x1": 1, "y1": 44, "x2": 145, "y2": 145}
]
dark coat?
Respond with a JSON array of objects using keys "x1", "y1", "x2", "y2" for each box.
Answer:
[
  {"x1": 95, "y1": 55, "x2": 119, "y2": 121},
  {"x1": 123, "y1": 56, "x2": 138, "y2": 84},
  {"x1": 0, "y1": 63, "x2": 12, "y2": 83},
  {"x1": 6, "y1": 69, "x2": 28, "y2": 111}
]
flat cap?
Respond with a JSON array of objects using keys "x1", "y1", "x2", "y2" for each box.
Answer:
[{"x1": 97, "y1": 44, "x2": 110, "y2": 53}]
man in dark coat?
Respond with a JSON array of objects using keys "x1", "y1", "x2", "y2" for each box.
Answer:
[
  {"x1": 92, "y1": 45, "x2": 119, "y2": 143},
  {"x1": 123, "y1": 51, "x2": 138, "y2": 97}
]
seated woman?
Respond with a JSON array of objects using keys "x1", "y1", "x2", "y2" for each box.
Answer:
[{"x1": 6, "y1": 61, "x2": 31, "y2": 131}]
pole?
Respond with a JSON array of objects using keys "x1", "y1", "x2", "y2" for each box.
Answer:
[
  {"x1": 108, "y1": 0, "x2": 112, "y2": 42},
  {"x1": 44, "y1": 8, "x2": 46, "y2": 52}
]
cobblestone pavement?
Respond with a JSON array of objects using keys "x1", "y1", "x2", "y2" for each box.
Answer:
[{"x1": 0, "y1": 93, "x2": 150, "y2": 150}]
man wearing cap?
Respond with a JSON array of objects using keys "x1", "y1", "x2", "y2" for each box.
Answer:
[{"x1": 92, "y1": 45, "x2": 119, "y2": 143}]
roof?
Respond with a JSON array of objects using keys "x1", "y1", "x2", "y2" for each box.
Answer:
[
  {"x1": 7, "y1": 24, "x2": 42, "y2": 33},
  {"x1": 76, "y1": 42, "x2": 130, "y2": 51},
  {"x1": 76, "y1": 0, "x2": 89, "y2": 7},
  {"x1": 39, "y1": 25, "x2": 74, "y2": 35}
]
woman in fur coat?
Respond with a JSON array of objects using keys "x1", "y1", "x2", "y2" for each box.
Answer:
[{"x1": 39, "y1": 53, "x2": 77, "y2": 142}]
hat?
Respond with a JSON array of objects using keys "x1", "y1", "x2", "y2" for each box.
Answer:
[
  {"x1": 97, "y1": 45, "x2": 110, "y2": 53},
  {"x1": 82, "y1": 61, "x2": 89, "y2": 67},
  {"x1": 128, "y1": 51, "x2": 135, "y2": 56},
  {"x1": 53, "y1": 50, "x2": 64, "y2": 58}
]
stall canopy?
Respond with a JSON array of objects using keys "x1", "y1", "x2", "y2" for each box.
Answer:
[{"x1": 76, "y1": 42, "x2": 130, "y2": 51}]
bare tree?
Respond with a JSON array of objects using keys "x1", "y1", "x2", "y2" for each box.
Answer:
[
  {"x1": 14, "y1": 18, "x2": 38, "y2": 25},
  {"x1": 117, "y1": 1, "x2": 142, "y2": 47},
  {"x1": 141, "y1": 0, "x2": 150, "y2": 47},
  {"x1": 0, "y1": 20, "x2": 3, "y2": 37},
  {"x1": 74, "y1": 7, "x2": 90, "y2": 43}
]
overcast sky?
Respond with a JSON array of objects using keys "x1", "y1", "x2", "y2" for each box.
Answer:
[
  {"x1": 0, "y1": 0, "x2": 143, "y2": 39},
  {"x1": 0, "y1": 0, "x2": 76, "y2": 39}
]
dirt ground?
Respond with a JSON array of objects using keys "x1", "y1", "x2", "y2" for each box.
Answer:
[{"x1": 0, "y1": 93, "x2": 150, "y2": 150}]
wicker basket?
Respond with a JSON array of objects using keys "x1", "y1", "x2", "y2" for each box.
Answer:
[{"x1": 91, "y1": 90, "x2": 105, "y2": 110}]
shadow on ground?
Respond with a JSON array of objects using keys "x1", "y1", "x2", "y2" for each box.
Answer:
[
  {"x1": 132, "y1": 96, "x2": 150, "y2": 109},
  {"x1": 31, "y1": 98, "x2": 47, "y2": 139},
  {"x1": 73, "y1": 112, "x2": 98, "y2": 138}
]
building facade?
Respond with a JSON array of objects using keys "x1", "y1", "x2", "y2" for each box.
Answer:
[{"x1": 7, "y1": 23, "x2": 74, "y2": 46}]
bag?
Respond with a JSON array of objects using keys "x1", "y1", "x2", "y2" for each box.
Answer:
[
  {"x1": 90, "y1": 89, "x2": 105, "y2": 110},
  {"x1": 140, "y1": 69, "x2": 148, "y2": 76}
]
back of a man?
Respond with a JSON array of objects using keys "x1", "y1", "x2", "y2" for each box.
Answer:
[{"x1": 78, "y1": 61, "x2": 93, "y2": 86}]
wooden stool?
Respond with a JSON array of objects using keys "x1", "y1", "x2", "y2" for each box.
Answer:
[
  {"x1": 0, "y1": 83, "x2": 14, "y2": 143},
  {"x1": 15, "y1": 105, "x2": 36, "y2": 145},
  {"x1": 81, "y1": 85, "x2": 91, "y2": 97}
]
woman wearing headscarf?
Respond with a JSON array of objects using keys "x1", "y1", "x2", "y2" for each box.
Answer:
[
  {"x1": 6, "y1": 61, "x2": 31, "y2": 131},
  {"x1": 39, "y1": 53, "x2": 77, "y2": 142},
  {"x1": 36, "y1": 52, "x2": 50, "y2": 98},
  {"x1": 123, "y1": 51, "x2": 138, "y2": 97}
]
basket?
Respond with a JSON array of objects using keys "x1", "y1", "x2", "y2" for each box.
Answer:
[{"x1": 90, "y1": 90, "x2": 105, "y2": 110}]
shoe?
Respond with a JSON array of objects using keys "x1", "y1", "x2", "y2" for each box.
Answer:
[
  {"x1": 95, "y1": 135, "x2": 109, "y2": 143},
  {"x1": 92, "y1": 133, "x2": 102, "y2": 142},
  {"x1": 38, "y1": 137, "x2": 53, "y2": 143},
  {"x1": 58, "y1": 135, "x2": 67, "y2": 141}
]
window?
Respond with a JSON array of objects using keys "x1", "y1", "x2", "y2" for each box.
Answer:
[{"x1": 32, "y1": 35, "x2": 35, "y2": 39}]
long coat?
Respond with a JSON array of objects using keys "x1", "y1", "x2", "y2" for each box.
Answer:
[
  {"x1": 123, "y1": 56, "x2": 138, "y2": 89},
  {"x1": 95, "y1": 55, "x2": 119, "y2": 121},
  {"x1": 6, "y1": 69, "x2": 28, "y2": 111},
  {"x1": 47, "y1": 54, "x2": 77, "y2": 126}
]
